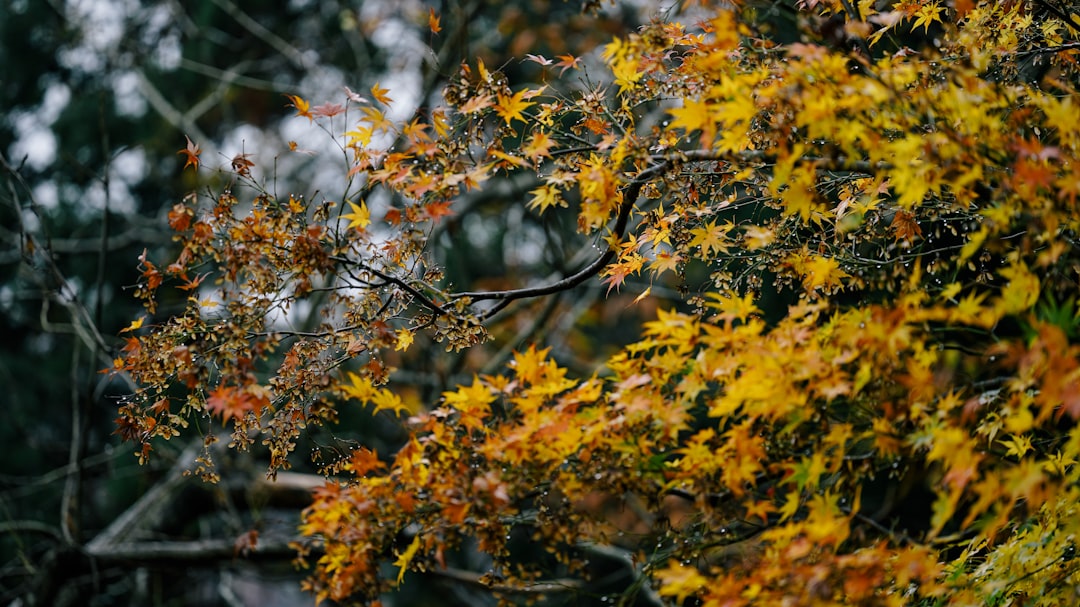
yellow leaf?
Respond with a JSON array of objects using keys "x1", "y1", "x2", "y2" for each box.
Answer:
[
  {"x1": 911, "y1": 2, "x2": 944, "y2": 34},
  {"x1": 668, "y1": 98, "x2": 714, "y2": 135},
  {"x1": 394, "y1": 328, "x2": 414, "y2": 352},
  {"x1": 477, "y1": 57, "x2": 491, "y2": 83},
  {"x1": 431, "y1": 108, "x2": 450, "y2": 138},
  {"x1": 495, "y1": 89, "x2": 535, "y2": 125},
  {"x1": 527, "y1": 184, "x2": 564, "y2": 214},
  {"x1": 957, "y1": 227, "x2": 987, "y2": 265},
  {"x1": 792, "y1": 252, "x2": 848, "y2": 292},
  {"x1": 120, "y1": 316, "x2": 145, "y2": 333},
  {"x1": 654, "y1": 562, "x2": 708, "y2": 603},
  {"x1": 1000, "y1": 434, "x2": 1032, "y2": 459},
  {"x1": 342, "y1": 372, "x2": 376, "y2": 401},
  {"x1": 938, "y1": 282, "x2": 962, "y2": 301},
  {"x1": 688, "y1": 220, "x2": 732, "y2": 256},
  {"x1": 345, "y1": 125, "x2": 373, "y2": 148},
  {"x1": 342, "y1": 200, "x2": 371, "y2": 231},
  {"x1": 370, "y1": 81, "x2": 393, "y2": 106},
  {"x1": 632, "y1": 286, "x2": 652, "y2": 306},
  {"x1": 371, "y1": 388, "x2": 407, "y2": 416},
  {"x1": 996, "y1": 262, "x2": 1040, "y2": 315},
  {"x1": 394, "y1": 534, "x2": 421, "y2": 584},
  {"x1": 779, "y1": 490, "x2": 800, "y2": 522},
  {"x1": 284, "y1": 94, "x2": 312, "y2": 121},
  {"x1": 742, "y1": 225, "x2": 774, "y2": 249}
]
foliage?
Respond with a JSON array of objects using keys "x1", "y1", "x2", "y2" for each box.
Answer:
[{"x1": 117, "y1": 0, "x2": 1080, "y2": 605}]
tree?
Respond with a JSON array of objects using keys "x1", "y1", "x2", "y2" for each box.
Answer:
[
  {"x1": 3, "y1": 1, "x2": 647, "y2": 604},
  {"x1": 117, "y1": 0, "x2": 1080, "y2": 605}
]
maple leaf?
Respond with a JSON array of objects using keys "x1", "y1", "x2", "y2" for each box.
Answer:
[
  {"x1": 177, "y1": 271, "x2": 208, "y2": 292},
  {"x1": 343, "y1": 86, "x2": 369, "y2": 104},
  {"x1": 655, "y1": 563, "x2": 708, "y2": 603},
  {"x1": 554, "y1": 53, "x2": 582, "y2": 75},
  {"x1": 601, "y1": 255, "x2": 644, "y2": 293},
  {"x1": 649, "y1": 249, "x2": 682, "y2": 275},
  {"x1": 688, "y1": 220, "x2": 732, "y2": 256},
  {"x1": 797, "y1": 253, "x2": 849, "y2": 292},
  {"x1": 523, "y1": 131, "x2": 555, "y2": 163},
  {"x1": 345, "y1": 125, "x2": 374, "y2": 148},
  {"x1": 996, "y1": 261, "x2": 1040, "y2": 314},
  {"x1": 495, "y1": 89, "x2": 535, "y2": 125},
  {"x1": 527, "y1": 184, "x2": 564, "y2": 214},
  {"x1": 120, "y1": 316, "x2": 145, "y2": 333},
  {"x1": 394, "y1": 328, "x2": 414, "y2": 351},
  {"x1": 341, "y1": 200, "x2": 371, "y2": 231},
  {"x1": 742, "y1": 225, "x2": 774, "y2": 249},
  {"x1": 402, "y1": 118, "x2": 431, "y2": 144},
  {"x1": 459, "y1": 93, "x2": 494, "y2": 114},
  {"x1": 510, "y1": 345, "x2": 553, "y2": 386},
  {"x1": 167, "y1": 203, "x2": 192, "y2": 232},
  {"x1": 668, "y1": 98, "x2": 714, "y2": 135},
  {"x1": 206, "y1": 385, "x2": 255, "y2": 422},
  {"x1": 284, "y1": 94, "x2": 313, "y2": 120},
  {"x1": 177, "y1": 135, "x2": 200, "y2": 171},
  {"x1": 370, "y1": 81, "x2": 393, "y2": 106},
  {"x1": 911, "y1": 2, "x2": 944, "y2": 33},
  {"x1": 427, "y1": 7, "x2": 441, "y2": 34},
  {"x1": 890, "y1": 209, "x2": 922, "y2": 241},
  {"x1": 744, "y1": 500, "x2": 776, "y2": 524},
  {"x1": 524, "y1": 53, "x2": 553, "y2": 66},
  {"x1": 394, "y1": 534, "x2": 422, "y2": 584},
  {"x1": 431, "y1": 108, "x2": 450, "y2": 137},
  {"x1": 342, "y1": 372, "x2": 376, "y2": 401},
  {"x1": 422, "y1": 200, "x2": 454, "y2": 221},
  {"x1": 370, "y1": 389, "x2": 408, "y2": 416},
  {"x1": 311, "y1": 102, "x2": 345, "y2": 118},
  {"x1": 345, "y1": 446, "x2": 385, "y2": 476}
]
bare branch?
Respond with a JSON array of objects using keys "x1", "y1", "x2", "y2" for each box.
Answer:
[
  {"x1": 87, "y1": 537, "x2": 298, "y2": 563},
  {"x1": 84, "y1": 441, "x2": 203, "y2": 553},
  {"x1": 209, "y1": 0, "x2": 315, "y2": 71},
  {"x1": 429, "y1": 567, "x2": 583, "y2": 595}
]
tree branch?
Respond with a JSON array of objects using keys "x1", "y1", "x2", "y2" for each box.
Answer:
[
  {"x1": 450, "y1": 160, "x2": 671, "y2": 304},
  {"x1": 428, "y1": 566, "x2": 583, "y2": 595},
  {"x1": 209, "y1": 0, "x2": 315, "y2": 71},
  {"x1": 87, "y1": 537, "x2": 298, "y2": 563},
  {"x1": 84, "y1": 441, "x2": 203, "y2": 554},
  {"x1": 1016, "y1": 40, "x2": 1080, "y2": 57}
]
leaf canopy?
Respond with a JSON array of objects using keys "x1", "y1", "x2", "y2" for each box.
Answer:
[{"x1": 117, "y1": 0, "x2": 1080, "y2": 605}]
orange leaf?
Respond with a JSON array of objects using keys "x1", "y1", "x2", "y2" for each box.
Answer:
[
  {"x1": 422, "y1": 200, "x2": 455, "y2": 221},
  {"x1": 370, "y1": 81, "x2": 393, "y2": 106},
  {"x1": 428, "y1": 7, "x2": 441, "y2": 34},
  {"x1": 177, "y1": 135, "x2": 200, "y2": 171},
  {"x1": 206, "y1": 385, "x2": 256, "y2": 422},
  {"x1": 554, "y1": 53, "x2": 581, "y2": 75},
  {"x1": 284, "y1": 94, "x2": 313, "y2": 121},
  {"x1": 890, "y1": 209, "x2": 922, "y2": 241},
  {"x1": 346, "y1": 446, "x2": 385, "y2": 476},
  {"x1": 231, "y1": 153, "x2": 254, "y2": 176}
]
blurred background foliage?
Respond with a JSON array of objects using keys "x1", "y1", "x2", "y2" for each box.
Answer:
[{"x1": 0, "y1": 0, "x2": 680, "y2": 604}]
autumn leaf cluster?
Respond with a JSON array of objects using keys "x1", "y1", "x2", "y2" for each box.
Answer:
[{"x1": 114, "y1": 0, "x2": 1080, "y2": 605}]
